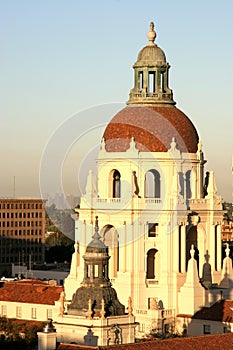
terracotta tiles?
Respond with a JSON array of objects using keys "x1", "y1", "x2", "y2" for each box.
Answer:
[
  {"x1": 103, "y1": 106, "x2": 199, "y2": 153},
  {"x1": 57, "y1": 333, "x2": 233, "y2": 350},
  {"x1": 0, "y1": 280, "x2": 63, "y2": 305},
  {"x1": 192, "y1": 299, "x2": 233, "y2": 322}
]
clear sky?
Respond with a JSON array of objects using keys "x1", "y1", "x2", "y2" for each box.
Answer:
[{"x1": 0, "y1": 0, "x2": 233, "y2": 202}]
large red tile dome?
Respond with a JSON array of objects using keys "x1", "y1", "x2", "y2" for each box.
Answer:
[{"x1": 103, "y1": 105, "x2": 199, "y2": 153}]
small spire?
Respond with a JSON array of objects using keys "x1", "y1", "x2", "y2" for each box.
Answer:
[
  {"x1": 190, "y1": 244, "x2": 195, "y2": 259},
  {"x1": 92, "y1": 216, "x2": 101, "y2": 240},
  {"x1": 147, "y1": 21, "x2": 156, "y2": 46},
  {"x1": 128, "y1": 296, "x2": 133, "y2": 315}
]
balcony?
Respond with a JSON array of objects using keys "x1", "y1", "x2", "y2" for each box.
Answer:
[{"x1": 83, "y1": 197, "x2": 163, "y2": 211}]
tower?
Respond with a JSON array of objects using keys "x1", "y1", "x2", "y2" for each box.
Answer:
[
  {"x1": 66, "y1": 21, "x2": 224, "y2": 336},
  {"x1": 68, "y1": 216, "x2": 125, "y2": 317}
]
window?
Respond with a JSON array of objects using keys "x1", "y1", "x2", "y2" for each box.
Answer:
[
  {"x1": 31, "y1": 307, "x2": 37, "y2": 319},
  {"x1": 203, "y1": 325, "x2": 211, "y2": 334},
  {"x1": 146, "y1": 249, "x2": 158, "y2": 279},
  {"x1": 47, "y1": 309, "x2": 52, "y2": 320},
  {"x1": 148, "y1": 223, "x2": 158, "y2": 237},
  {"x1": 113, "y1": 170, "x2": 121, "y2": 198},
  {"x1": 1, "y1": 305, "x2": 7, "y2": 317},
  {"x1": 139, "y1": 323, "x2": 145, "y2": 333},
  {"x1": 16, "y1": 306, "x2": 22, "y2": 318},
  {"x1": 145, "y1": 169, "x2": 161, "y2": 198}
]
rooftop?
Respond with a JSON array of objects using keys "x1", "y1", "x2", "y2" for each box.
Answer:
[
  {"x1": 57, "y1": 333, "x2": 233, "y2": 350},
  {"x1": 0, "y1": 279, "x2": 63, "y2": 305}
]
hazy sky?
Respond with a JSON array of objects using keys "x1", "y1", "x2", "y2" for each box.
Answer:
[{"x1": 0, "y1": 0, "x2": 233, "y2": 202}]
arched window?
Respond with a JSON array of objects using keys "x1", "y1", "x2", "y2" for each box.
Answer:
[
  {"x1": 145, "y1": 170, "x2": 161, "y2": 198},
  {"x1": 102, "y1": 225, "x2": 119, "y2": 278},
  {"x1": 146, "y1": 248, "x2": 158, "y2": 279},
  {"x1": 112, "y1": 170, "x2": 121, "y2": 198}
]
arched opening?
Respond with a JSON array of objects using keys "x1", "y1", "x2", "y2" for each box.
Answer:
[
  {"x1": 112, "y1": 170, "x2": 121, "y2": 198},
  {"x1": 160, "y1": 72, "x2": 165, "y2": 92},
  {"x1": 139, "y1": 71, "x2": 143, "y2": 91},
  {"x1": 146, "y1": 248, "x2": 158, "y2": 279},
  {"x1": 148, "y1": 71, "x2": 156, "y2": 93},
  {"x1": 145, "y1": 170, "x2": 161, "y2": 198},
  {"x1": 102, "y1": 225, "x2": 119, "y2": 278},
  {"x1": 186, "y1": 226, "x2": 199, "y2": 272}
]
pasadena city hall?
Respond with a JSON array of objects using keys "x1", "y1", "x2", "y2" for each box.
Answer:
[
  {"x1": 62, "y1": 21, "x2": 230, "y2": 341},
  {"x1": 1, "y1": 22, "x2": 232, "y2": 348}
]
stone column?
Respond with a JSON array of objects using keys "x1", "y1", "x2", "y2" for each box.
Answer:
[
  {"x1": 38, "y1": 331, "x2": 56, "y2": 350},
  {"x1": 118, "y1": 224, "x2": 126, "y2": 273},
  {"x1": 181, "y1": 224, "x2": 186, "y2": 273},
  {"x1": 216, "y1": 224, "x2": 221, "y2": 271}
]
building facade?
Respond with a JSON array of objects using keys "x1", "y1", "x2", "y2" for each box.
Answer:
[
  {"x1": 0, "y1": 198, "x2": 46, "y2": 268},
  {"x1": 64, "y1": 22, "x2": 226, "y2": 336}
]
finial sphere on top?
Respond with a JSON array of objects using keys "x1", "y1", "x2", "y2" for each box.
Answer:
[{"x1": 147, "y1": 21, "x2": 156, "y2": 45}]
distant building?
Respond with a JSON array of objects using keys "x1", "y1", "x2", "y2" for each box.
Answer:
[
  {"x1": 46, "y1": 193, "x2": 80, "y2": 210},
  {"x1": 0, "y1": 198, "x2": 46, "y2": 272}
]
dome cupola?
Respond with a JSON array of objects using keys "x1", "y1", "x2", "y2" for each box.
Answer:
[{"x1": 127, "y1": 22, "x2": 175, "y2": 106}]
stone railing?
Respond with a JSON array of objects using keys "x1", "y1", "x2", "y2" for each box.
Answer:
[
  {"x1": 130, "y1": 91, "x2": 173, "y2": 100},
  {"x1": 91, "y1": 197, "x2": 163, "y2": 210}
]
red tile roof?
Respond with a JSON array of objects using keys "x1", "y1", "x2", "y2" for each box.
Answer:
[
  {"x1": 103, "y1": 106, "x2": 198, "y2": 153},
  {"x1": 191, "y1": 299, "x2": 233, "y2": 322},
  {"x1": 57, "y1": 333, "x2": 233, "y2": 350},
  {"x1": 0, "y1": 279, "x2": 63, "y2": 305}
]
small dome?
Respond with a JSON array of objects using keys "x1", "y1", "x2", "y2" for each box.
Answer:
[
  {"x1": 86, "y1": 216, "x2": 108, "y2": 254},
  {"x1": 135, "y1": 45, "x2": 166, "y2": 67},
  {"x1": 134, "y1": 21, "x2": 166, "y2": 67},
  {"x1": 86, "y1": 238, "x2": 107, "y2": 254}
]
